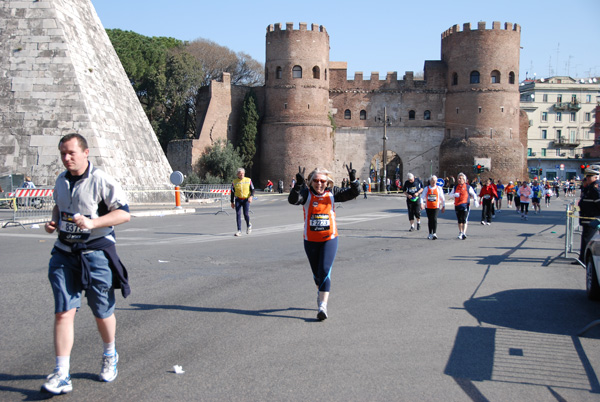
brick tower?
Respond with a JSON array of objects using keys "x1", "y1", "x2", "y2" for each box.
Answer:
[
  {"x1": 260, "y1": 23, "x2": 332, "y2": 186},
  {"x1": 439, "y1": 22, "x2": 527, "y2": 181}
]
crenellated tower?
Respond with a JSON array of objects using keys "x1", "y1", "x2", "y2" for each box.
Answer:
[
  {"x1": 260, "y1": 22, "x2": 332, "y2": 184},
  {"x1": 439, "y1": 21, "x2": 527, "y2": 180}
]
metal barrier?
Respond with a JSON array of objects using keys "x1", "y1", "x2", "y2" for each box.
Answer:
[
  {"x1": 2, "y1": 187, "x2": 55, "y2": 228},
  {"x1": 565, "y1": 201, "x2": 577, "y2": 256}
]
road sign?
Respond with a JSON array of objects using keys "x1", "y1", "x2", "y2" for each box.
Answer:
[{"x1": 436, "y1": 178, "x2": 445, "y2": 187}]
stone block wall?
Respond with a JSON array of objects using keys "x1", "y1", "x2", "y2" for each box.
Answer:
[{"x1": 0, "y1": 0, "x2": 172, "y2": 188}]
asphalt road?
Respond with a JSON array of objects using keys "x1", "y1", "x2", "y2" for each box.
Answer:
[{"x1": 0, "y1": 193, "x2": 599, "y2": 401}]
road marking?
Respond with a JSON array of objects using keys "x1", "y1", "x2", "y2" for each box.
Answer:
[{"x1": 0, "y1": 211, "x2": 397, "y2": 247}]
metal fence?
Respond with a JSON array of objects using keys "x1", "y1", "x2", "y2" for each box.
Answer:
[{"x1": 1, "y1": 187, "x2": 55, "y2": 228}]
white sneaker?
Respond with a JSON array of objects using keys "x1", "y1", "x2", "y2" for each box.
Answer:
[
  {"x1": 99, "y1": 352, "x2": 119, "y2": 382},
  {"x1": 247, "y1": 224, "x2": 252, "y2": 234},
  {"x1": 457, "y1": 233, "x2": 463, "y2": 239},
  {"x1": 42, "y1": 369, "x2": 72, "y2": 394},
  {"x1": 485, "y1": 222, "x2": 491, "y2": 225},
  {"x1": 432, "y1": 233, "x2": 438, "y2": 240},
  {"x1": 427, "y1": 234, "x2": 433, "y2": 240},
  {"x1": 481, "y1": 221, "x2": 485, "y2": 225},
  {"x1": 234, "y1": 231, "x2": 241, "y2": 237}
]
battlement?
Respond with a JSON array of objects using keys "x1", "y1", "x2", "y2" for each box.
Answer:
[
  {"x1": 442, "y1": 21, "x2": 520, "y2": 39},
  {"x1": 266, "y1": 22, "x2": 326, "y2": 34}
]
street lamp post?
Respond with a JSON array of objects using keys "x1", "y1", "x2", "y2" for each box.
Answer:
[{"x1": 379, "y1": 107, "x2": 390, "y2": 193}]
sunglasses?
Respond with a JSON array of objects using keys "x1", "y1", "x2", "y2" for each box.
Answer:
[{"x1": 312, "y1": 179, "x2": 328, "y2": 184}]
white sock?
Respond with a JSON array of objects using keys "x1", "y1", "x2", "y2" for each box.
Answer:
[
  {"x1": 56, "y1": 355, "x2": 70, "y2": 376},
  {"x1": 103, "y1": 341, "x2": 116, "y2": 356}
]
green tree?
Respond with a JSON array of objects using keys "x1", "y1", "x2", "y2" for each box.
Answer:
[
  {"x1": 197, "y1": 139, "x2": 244, "y2": 183},
  {"x1": 238, "y1": 90, "x2": 259, "y2": 170}
]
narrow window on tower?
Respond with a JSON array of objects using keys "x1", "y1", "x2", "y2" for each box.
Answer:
[
  {"x1": 452, "y1": 73, "x2": 458, "y2": 86},
  {"x1": 360, "y1": 110, "x2": 367, "y2": 120},
  {"x1": 478, "y1": 107, "x2": 482, "y2": 114},
  {"x1": 284, "y1": 103, "x2": 287, "y2": 109},
  {"x1": 276, "y1": 66, "x2": 282, "y2": 79},
  {"x1": 456, "y1": 107, "x2": 459, "y2": 114},
  {"x1": 470, "y1": 71, "x2": 480, "y2": 84},
  {"x1": 424, "y1": 110, "x2": 431, "y2": 120},
  {"x1": 312, "y1": 66, "x2": 320, "y2": 79},
  {"x1": 509, "y1": 71, "x2": 515, "y2": 84},
  {"x1": 409, "y1": 110, "x2": 415, "y2": 120},
  {"x1": 344, "y1": 109, "x2": 351, "y2": 119},
  {"x1": 292, "y1": 65, "x2": 302, "y2": 78},
  {"x1": 491, "y1": 70, "x2": 500, "y2": 83}
]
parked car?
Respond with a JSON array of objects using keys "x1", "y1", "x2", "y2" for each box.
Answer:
[{"x1": 583, "y1": 228, "x2": 600, "y2": 300}]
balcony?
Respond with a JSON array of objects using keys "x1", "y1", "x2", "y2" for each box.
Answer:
[
  {"x1": 553, "y1": 136, "x2": 580, "y2": 148},
  {"x1": 553, "y1": 101, "x2": 581, "y2": 111}
]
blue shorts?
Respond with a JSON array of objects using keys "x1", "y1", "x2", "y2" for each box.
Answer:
[{"x1": 48, "y1": 248, "x2": 115, "y2": 319}]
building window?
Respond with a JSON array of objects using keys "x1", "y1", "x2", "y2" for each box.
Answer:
[
  {"x1": 478, "y1": 107, "x2": 482, "y2": 114},
  {"x1": 359, "y1": 110, "x2": 366, "y2": 120},
  {"x1": 541, "y1": 112, "x2": 547, "y2": 122},
  {"x1": 284, "y1": 103, "x2": 287, "y2": 109},
  {"x1": 509, "y1": 71, "x2": 515, "y2": 84},
  {"x1": 470, "y1": 71, "x2": 480, "y2": 84},
  {"x1": 424, "y1": 110, "x2": 431, "y2": 120},
  {"x1": 344, "y1": 109, "x2": 351, "y2": 119},
  {"x1": 571, "y1": 94, "x2": 577, "y2": 103},
  {"x1": 570, "y1": 130, "x2": 576, "y2": 142},
  {"x1": 491, "y1": 70, "x2": 501, "y2": 83},
  {"x1": 556, "y1": 148, "x2": 561, "y2": 157},
  {"x1": 556, "y1": 112, "x2": 562, "y2": 122},
  {"x1": 585, "y1": 112, "x2": 591, "y2": 122},
  {"x1": 527, "y1": 148, "x2": 532, "y2": 156},
  {"x1": 541, "y1": 129, "x2": 547, "y2": 139},
  {"x1": 292, "y1": 65, "x2": 302, "y2": 78},
  {"x1": 409, "y1": 110, "x2": 415, "y2": 120},
  {"x1": 276, "y1": 66, "x2": 282, "y2": 79},
  {"x1": 587, "y1": 94, "x2": 592, "y2": 103},
  {"x1": 570, "y1": 112, "x2": 576, "y2": 122},
  {"x1": 452, "y1": 73, "x2": 458, "y2": 85},
  {"x1": 557, "y1": 94, "x2": 562, "y2": 103},
  {"x1": 312, "y1": 66, "x2": 320, "y2": 79},
  {"x1": 556, "y1": 129, "x2": 562, "y2": 139},
  {"x1": 456, "y1": 107, "x2": 459, "y2": 114},
  {"x1": 543, "y1": 94, "x2": 548, "y2": 102},
  {"x1": 541, "y1": 148, "x2": 546, "y2": 156},
  {"x1": 325, "y1": 69, "x2": 327, "y2": 80},
  {"x1": 501, "y1": 106, "x2": 504, "y2": 113}
]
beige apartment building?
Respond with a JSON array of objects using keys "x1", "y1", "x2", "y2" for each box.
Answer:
[{"x1": 520, "y1": 76, "x2": 600, "y2": 180}]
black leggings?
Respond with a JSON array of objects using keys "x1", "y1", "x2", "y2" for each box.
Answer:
[
  {"x1": 426, "y1": 208, "x2": 439, "y2": 234},
  {"x1": 520, "y1": 202, "x2": 529, "y2": 214}
]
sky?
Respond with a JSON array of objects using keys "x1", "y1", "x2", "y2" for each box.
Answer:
[{"x1": 92, "y1": 0, "x2": 600, "y2": 82}]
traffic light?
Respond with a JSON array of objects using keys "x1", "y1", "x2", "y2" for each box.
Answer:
[
  {"x1": 581, "y1": 164, "x2": 589, "y2": 173},
  {"x1": 476, "y1": 164, "x2": 483, "y2": 173}
]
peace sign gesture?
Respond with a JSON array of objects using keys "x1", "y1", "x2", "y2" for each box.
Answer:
[
  {"x1": 346, "y1": 162, "x2": 356, "y2": 182},
  {"x1": 296, "y1": 166, "x2": 306, "y2": 186}
]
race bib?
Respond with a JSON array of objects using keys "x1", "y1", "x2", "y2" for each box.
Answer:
[
  {"x1": 427, "y1": 193, "x2": 437, "y2": 202},
  {"x1": 309, "y1": 214, "x2": 330, "y2": 232},
  {"x1": 484, "y1": 194, "x2": 491, "y2": 199},
  {"x1": 58, "y1": 211, "x2": 91, "y2": 242}
]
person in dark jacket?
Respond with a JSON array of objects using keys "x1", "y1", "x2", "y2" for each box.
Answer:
[
  {"x1": 288, "y1": 164, "x2": 360, "y2": 321},
  {"x1": 577, "y1": 165, "x2": 600, "y2": 264}
]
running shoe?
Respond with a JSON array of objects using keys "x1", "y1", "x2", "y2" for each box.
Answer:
[
  {"x1": 99, "y1": 352, "x2": 119, "y2": 382},
  {"x1": 462, "y1": 233, "x2": 467, "y2": 240},
  {"x1": 432, "y1": 233, "x2": 438, "y2": 240},
  {"x1": 409, "y1": 226, "x2": 415, "y2": 232},
  {"x1": 485, "y1": 222, "x2": 491, "y2": 225},
  {"x1": 42, "y1": 370, "x2": 72, "y2": 395},
  {"x1": 457, "y1": 233, "x2": 463, "y2": 239},
  {"x1": 417, "y1": 223, "x2": 421, "y2": 230},
  {"x1": 247, "y1": 224, "x2": 252, "y2": 234},
  {"x1": 234, "y1": 231, "x2": 242, "y2": 237},
  {"x1": 481, "y1": 221, "x2": 485, "y2": 225},
  {"x1": 317, "y1": 304, "x2": 328, "y2": 321},
  {"x1": 427, "y1": 234, "x2": 433, "y2": 240}
]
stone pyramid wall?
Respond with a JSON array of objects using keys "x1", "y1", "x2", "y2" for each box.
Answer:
[{"x1": 0, "y1": 0, "x2": 172, "y2": 189}]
